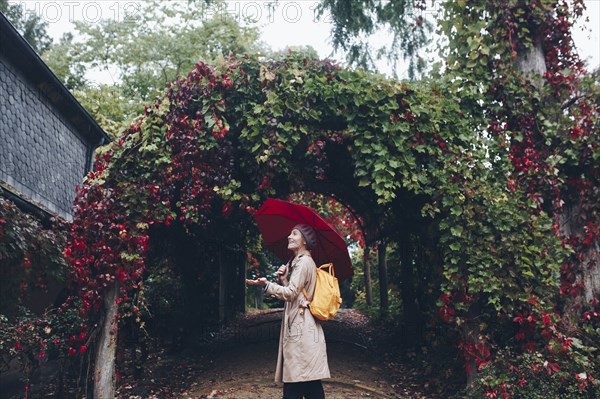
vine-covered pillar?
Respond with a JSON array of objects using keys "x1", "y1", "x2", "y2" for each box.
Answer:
[
  {"x1": 377, "y1": 241, "x2": 389, "y2": 316},
  {"x1": 94, "y1": 280, "x2": 119, "y2": 399},
  {"x1": 513, "y1": 13, "x2": 599, "y2": 318}
]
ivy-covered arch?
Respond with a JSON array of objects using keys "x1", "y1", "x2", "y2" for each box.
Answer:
[
  {"x1": 67, "y1": 52, "x2": 578, "y2": 396},
  {"x1": 70, "y1": 52, "x2": 445, "y2": 311}
]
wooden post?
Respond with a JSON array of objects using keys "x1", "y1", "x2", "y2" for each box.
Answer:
[
  {"x1": 93, "y1": 281, "x2": 119, "y2": 399},
  {"x1": 363, "y1": 245, "x2": 373, "y2": 306},
  {"x1": 378, "y1": 242, "x2": 389, "y2": 315}
]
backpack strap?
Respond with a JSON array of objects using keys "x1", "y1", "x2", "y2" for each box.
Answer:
[
  {"x1": 301, "y1": 287, "x2": 311, "y2": 315},
  {"x1": 302, "y1": 287, "x2": 311, "y2": 302},
  {"x1": 319, "y1": 263, "x2": 335, "y2": 278}
]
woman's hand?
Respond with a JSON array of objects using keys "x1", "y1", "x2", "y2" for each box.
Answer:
[
  {"x1": 245, "y1": 277, "x2": 268, "y2": 286},
  {"x1": 276, "y1": 265, "x2": 288, "y2": 281}
]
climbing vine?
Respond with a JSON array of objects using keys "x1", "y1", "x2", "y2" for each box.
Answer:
[
  {"x1": 0, "y1": 196, "x2": 86, "y2": 392},
  {"x1": 0, "y1": 197, "x2": 67, "y2": 311},
  {"x1": 63, "y1": 48, "x2": 592, "y2": 392},
  {"x1": 438, "y1": 0, "x2": 599, "y2": 396}
]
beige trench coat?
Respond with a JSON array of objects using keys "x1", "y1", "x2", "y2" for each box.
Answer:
[{"x1": 264, "y1": 254, "x2": 331, "y2": 383}]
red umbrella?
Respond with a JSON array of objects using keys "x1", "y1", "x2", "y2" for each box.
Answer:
[{"x1": 253, "y1": 198, "x2": 353, "y2": 281}]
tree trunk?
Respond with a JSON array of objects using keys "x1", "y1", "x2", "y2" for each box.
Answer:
[
  {"x1": 559, "y1": 201, "x2": 600, "y2": 319},
  {"x1": 56, "y1": 357, "x2": 65, "y2": 398},
  {"x1": 377, "y1": 242, "x2": 389, "y2": 315},
  {"x1": 219, "y1": 249, "x2": 227, "y2": 324},
  {"x1": 255, "y1": 286, "x2": 264, "y2": 309},
  {"x1": 516, "y1": 32, "x2": 600, "y2": 317},
  {"x1": 363, "y1": 246, "x2": 373, "y2": 306},
  {"x1": 516, "y1": 36, "x2": 546, "y2": 84},
  {"x1": 93, "y1": 281, "x2": 119, "y2": 399},
  {"x1": 462, "y1": 319, "x2": 480, "y2": 387},
  {"x1": 236, "y1": 252, "x2": 246, "y2": 314},
  {"x1": 400, "y1": 241, "x2": 419, "y2": 347}
]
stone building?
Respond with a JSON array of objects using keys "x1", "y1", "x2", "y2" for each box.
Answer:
[{"x1": 0, "y1": 12, "x2": 110, "y2": 221}]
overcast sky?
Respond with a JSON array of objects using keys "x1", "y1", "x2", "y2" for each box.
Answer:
[{"x1": 15, "y1": 0, "x2": 600, "y2": 81}]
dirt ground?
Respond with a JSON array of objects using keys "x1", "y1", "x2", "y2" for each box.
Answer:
[
  {"x1": 181, "y1": 341, "x2": 398, "y2": 398},
  {"x1": 169, "y1": 309, "x2": 435, "y2": 399}
]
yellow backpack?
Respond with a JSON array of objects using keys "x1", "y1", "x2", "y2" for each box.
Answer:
[{"x1": 302, "y1": 263, "x2": 342, "y2": 321}]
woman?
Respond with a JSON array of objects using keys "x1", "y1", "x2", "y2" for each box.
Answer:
[{"x1": 246, "y1": 224, "x2": 330, "y2": 399}]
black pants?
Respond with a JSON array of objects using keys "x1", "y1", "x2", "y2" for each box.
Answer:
[{"x1": 283, "y1": 380, "x2": 325, "y2": 399}]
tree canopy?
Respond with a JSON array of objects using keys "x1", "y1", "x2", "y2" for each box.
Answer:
[
  {"x1": 316, "y1": 0, "x2": 433, "y2": 78},
  {"x1": 42, "y1": 0, "x2": 265, "y2": 137},
  {"x1": 0, "y1": 0, "x2": 52, "y2": 53}
]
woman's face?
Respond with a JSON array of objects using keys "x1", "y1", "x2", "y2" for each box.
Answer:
[{"x1": 287, "y1": 228, "x2": 307, "y2": 251}]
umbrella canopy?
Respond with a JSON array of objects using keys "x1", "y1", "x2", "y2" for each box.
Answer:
[{"x1": 253, "y1": 198, "x2": 353, "y2": 281}]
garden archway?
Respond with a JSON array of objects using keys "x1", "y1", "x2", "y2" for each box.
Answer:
[
  {"x1": 70, "y1": 52, "x2": 443, "y2": 319},
  {"x1": 67, "y1": 53, "x2": 567, "y2": 397}
]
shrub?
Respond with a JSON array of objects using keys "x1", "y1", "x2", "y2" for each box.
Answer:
[{"x1": 459, "y1": 349, "x2": 599, "y2": 399}]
